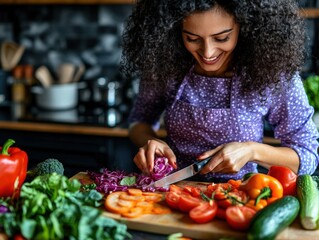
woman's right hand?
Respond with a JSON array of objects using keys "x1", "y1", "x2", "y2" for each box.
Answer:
[{"x1": 133, "y1": 138, "x2": 177, "y2": 175}]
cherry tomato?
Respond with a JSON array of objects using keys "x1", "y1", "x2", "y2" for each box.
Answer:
[
  {"x1": 169, "y1": 184, "x2": 183, "y2": 194},
  {"x1": 189, "y1": 201, "x2": 218, "y2": 223},
  {"x1": 267, "y1": 165, "x2": 297, "y2": 196},
  {"x1": 215, "y1": 207, "x2": 226, "y2": 220},
  {"x1": 178, "y1": 194, "x2": 203, "y2": 212},
  {"x1": 225, "y1": 206, "x2": 256, "y2": 231},
  {"x1": 165, "y1": 191, "x2": 181, "y2": 209},
  {"x1": 14, "y1": 234, "x2": 26, "y2": 240},
  {"x1": 183, "y1": 186, "x2": 202, "y2": 198}
]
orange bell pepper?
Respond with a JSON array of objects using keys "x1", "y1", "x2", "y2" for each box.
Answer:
[{"x1": 239, "y1": 173, "x2": 283, "y2": 210}]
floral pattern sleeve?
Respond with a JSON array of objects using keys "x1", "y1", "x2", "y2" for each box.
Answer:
[
  {"x1": 128, "y1": 80, "x2": 166, "y2": 130},
  {"x1": 267, "y1": 74, "x2": 319, "y2": 175}
]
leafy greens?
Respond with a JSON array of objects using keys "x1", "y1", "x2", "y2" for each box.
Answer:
[{"x1": 0, "y1": 173, "x2": 129, "y2": 240}]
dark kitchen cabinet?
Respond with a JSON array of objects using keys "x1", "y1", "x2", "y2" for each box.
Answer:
[{"x1": 0, "y1": 129, "x2": 138, "y2": 177}]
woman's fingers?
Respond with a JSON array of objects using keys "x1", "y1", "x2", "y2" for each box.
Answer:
[
  {"x1": 162, "y1": 147, "x2": 177, "y2": 169},
  {"x1": 133, "y1": 139, "x2": 176, "y2": 174},
  {"x1": 200, "y1": 154, "x2": 223, "y2": 174},
  {"x1": 134, "y1": 147, "x2": 149, "y2": 174}
]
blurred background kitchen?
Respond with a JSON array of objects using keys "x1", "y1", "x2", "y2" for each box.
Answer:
[{"x1": 0, "y1": 0, "x2": 318, "y2": 177}]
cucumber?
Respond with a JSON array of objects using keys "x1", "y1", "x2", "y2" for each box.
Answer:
[
  {"x1": 247, "y1": 196, "x2": 300, "y2": 240},
  {"x1": 296, "y1": 174, "x2": 319, "y2": 230}
]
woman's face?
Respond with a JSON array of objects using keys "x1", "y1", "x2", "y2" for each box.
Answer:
[{"x1": 182, "y1": 8, "x2": 239, "y2": 77}]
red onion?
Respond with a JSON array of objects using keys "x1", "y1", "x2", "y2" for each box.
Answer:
[{"x1": 88, "y1": 157, "x2": 174, "y2": 194}]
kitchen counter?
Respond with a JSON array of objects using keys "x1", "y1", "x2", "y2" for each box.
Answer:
[
  {"x1": 0, "y1": 120, "x2": 280, "y2": 145},
  {"x1": 0, "y1": 120, "x2": 166, "y2": 138},
  {"x1": 72, "y1": 172, "x2": 319, "y2": 240}
]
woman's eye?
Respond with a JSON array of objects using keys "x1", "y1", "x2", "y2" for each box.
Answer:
[
  {"x1": 215, "y1": 36, "x2": 229, "y2": 42},
  {"x1": 186, "y1": 37, "x2": 200, "y2": 43}
]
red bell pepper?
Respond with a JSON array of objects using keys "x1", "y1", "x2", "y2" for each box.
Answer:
[
  {"x1": 0, "y1": 139, "x2": 28, "y2": 198},
  {"x1": 267, "y1": 165, "x2": 297, "y2": 196}
]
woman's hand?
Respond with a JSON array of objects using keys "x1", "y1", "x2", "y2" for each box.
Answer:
[
  {"x1": 198, "y1": 142, "x2": 254, "y2": 174},
  {"x1": 133, "y1": 138, "x2": 177, "y2": 175}
]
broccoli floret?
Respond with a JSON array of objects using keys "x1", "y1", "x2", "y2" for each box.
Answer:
[{"x1": 27, "y1": 158, "x2": 64, "y2": 178}]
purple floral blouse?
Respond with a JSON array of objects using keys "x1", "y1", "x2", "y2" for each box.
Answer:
[{"x1": 129, "y1": 68, "x2": 319, "y2": 181}]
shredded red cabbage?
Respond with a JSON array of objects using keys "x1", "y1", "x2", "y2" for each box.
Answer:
[
  {"x1": 88, "y1": 157, "x2": 174, "y2": 194},
  {"x1": 0, "y1": 205, "x2": 8, "y2": 213}
]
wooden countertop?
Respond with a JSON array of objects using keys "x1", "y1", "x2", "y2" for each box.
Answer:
[
  {"x1": 0, "y1": 120, "x2": 281, "y2": 145},
  {"x1": 0, "y1": 120, "x2": 136, "y2": 137}
]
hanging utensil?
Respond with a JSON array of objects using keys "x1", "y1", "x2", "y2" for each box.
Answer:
[{"x1": 1, "y1": 41, "x2": 25, "y2": 71}]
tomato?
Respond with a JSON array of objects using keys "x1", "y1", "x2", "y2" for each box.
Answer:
[
  {"x1": 267, "y1": 165, "x2": 297, "y2": 196},
  {"x1": 227, "y1": 179, "x2": 242, "y2": 189},
  {"x1": 165, "y1": 191, "x2": 181, "y2": 209},
  {"x1": 178, "y1": 194, "x2": 203, "y2": 212},
  {"x1": 225, "y1": 206, "x2": 256, "y2": 231},
  {"x1": 14, "y1": 234, "x2": 26, "y2": 240},
  {"x1": 183, "y1": 186, "x2": 201, "y2": 198},
  {"x1": 208, "y1": 184, "x2": 248, "y2": 209},
  {"x1": 189, "y1": 201, "x2": 218, "y2": 223},
  {"x1": 169, "y1": 184, "x2": 183, "y2": 193},
  {"x1": 215, "y1": 207, "x2": 226, "y2": 220}
]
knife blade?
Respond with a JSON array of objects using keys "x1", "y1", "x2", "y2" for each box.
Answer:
[{"x1": 152, "y1": 156, "x2": 212, "y2": 188}]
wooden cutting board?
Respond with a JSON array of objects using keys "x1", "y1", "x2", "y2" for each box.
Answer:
[{"x1": 71, "y1": 172, "x2": 319, "y2": 240}]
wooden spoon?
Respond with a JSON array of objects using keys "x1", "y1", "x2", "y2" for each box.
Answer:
[
  {"x1": 72, "y1": 64, "x2": 85, "y2": 82},
  {"x1": 35, "y1": 66, "x2": 54, "y2": 88},
  {"x1": 58, "y1": 63, "x2": 75, "y2": 84}
]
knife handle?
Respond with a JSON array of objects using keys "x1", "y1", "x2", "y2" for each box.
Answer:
[{"x1": 193, "y1": 156, "x2": 212, "y2": 173}]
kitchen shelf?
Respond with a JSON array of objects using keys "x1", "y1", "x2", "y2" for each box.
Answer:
[
  {"x1": 0, "y1": 1, "x2": 318, "y2": 18},
  {"x1": 0, "y1": 0, "x2": 317, "y2": 18},
  {"x1": 0, "y1": 0, "x2": 135, "y2": 4},
  {"x1": 299, "y1": 8, "x2": 319, "y2": 18},
  {"x1": 0, "y1": 120, "x2": 281, "y2": 145}
]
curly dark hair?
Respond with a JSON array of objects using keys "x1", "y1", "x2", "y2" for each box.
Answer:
[{"x1": 121, "y1": 0, "x2": 306, "y2": 94}]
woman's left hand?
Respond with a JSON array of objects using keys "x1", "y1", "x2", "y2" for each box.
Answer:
[{"x1": 198, "y1": 142, "x2": 254, "y2": 174}]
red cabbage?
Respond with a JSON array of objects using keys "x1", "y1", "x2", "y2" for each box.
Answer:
[
  {"x1": 88, "y1": 157, "x2": 174, "y2": 194},
  {"x1": 0, "y1": 205, "x2": 8, "y2": 213}
]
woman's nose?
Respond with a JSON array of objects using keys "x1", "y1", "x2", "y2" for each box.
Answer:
[{"x1": 202, "y1": 39, "x2": 216, "y2": 58}]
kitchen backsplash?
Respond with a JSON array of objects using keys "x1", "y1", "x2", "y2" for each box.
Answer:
[
  {"x1": 0, "y1": 2, "x2": 318, "y2": 127},
  {"x1": 0, "y1": 4, "x2": 136, "y2": 127},
  {"x1": 0, "y1": 4, "x2": 133, "y2": 81}
]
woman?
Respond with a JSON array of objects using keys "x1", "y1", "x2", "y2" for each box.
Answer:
[{"x1": 121, "y1": 0, "x2": 319, "y2": 182}]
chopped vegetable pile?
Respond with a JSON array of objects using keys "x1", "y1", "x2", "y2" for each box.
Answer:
[
  {"x1": 88, "y1": 157, "x2": 174, "y2": 194},
  {"x1": 0, "y1": 173, "x2": 129, "y2": 240},
  {"x1": 105, "y1": 188, "x2": 171, "y2": 218}
]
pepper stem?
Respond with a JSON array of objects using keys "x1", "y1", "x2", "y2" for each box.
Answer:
[
  {"x1": 1, "y1": 139, "x2": 15, "y2": 155},
  {"x1": 255, "y1": 187, "x2": 271, "y2": 205}
]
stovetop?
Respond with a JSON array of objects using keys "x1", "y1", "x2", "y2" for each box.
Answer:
[{"x1": 1, "y1": 102, "x2": 129, "y2": 128}]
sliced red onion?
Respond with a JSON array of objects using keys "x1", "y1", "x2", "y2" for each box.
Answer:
[{"x1": 88, "y1": 157, "x2": 173, "y2": 194}]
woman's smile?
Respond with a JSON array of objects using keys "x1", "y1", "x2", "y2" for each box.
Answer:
[{"x1": 200, "y1": 52, "x2": 223, "y2": 65}]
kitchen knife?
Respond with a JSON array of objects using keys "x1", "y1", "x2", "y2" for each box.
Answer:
[{"x1": 152, "y1": 156, "x2": 212, "y2": 188}]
